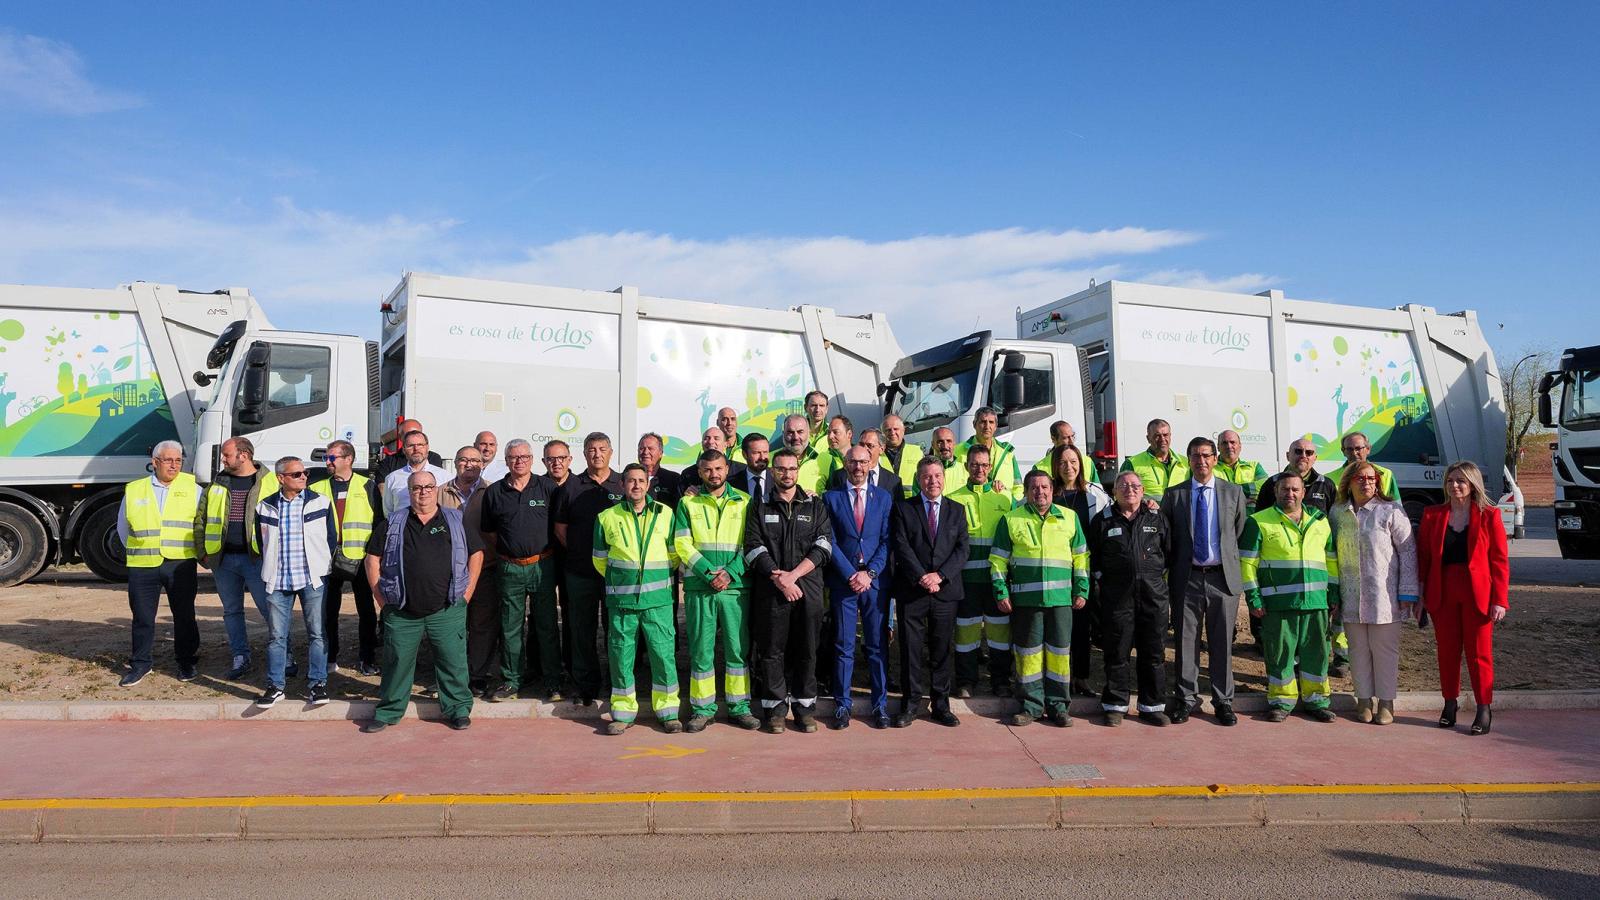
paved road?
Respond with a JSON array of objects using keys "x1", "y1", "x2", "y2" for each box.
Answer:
[
  {"x1": 1513, "y1": 508, "x2": 1600, "y2": 586},
  {"x1": 2, "y1": 824, "x2": 1595, "y2": 897}
]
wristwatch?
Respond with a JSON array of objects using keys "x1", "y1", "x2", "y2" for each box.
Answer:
[{"x1": 866, "y1": 569, "x2": 878, "y2": 580}]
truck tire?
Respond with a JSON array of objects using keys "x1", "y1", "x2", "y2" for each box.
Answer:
[
  {"x1": 78, "y1": 503, "x2": 129, "y2": 583},
  {"x1": 0, "y1": 501, "x2": 50, "y2": 588},
  {"x1": 1557, "y1": 533, "x2": 1600, "y2": 561}
]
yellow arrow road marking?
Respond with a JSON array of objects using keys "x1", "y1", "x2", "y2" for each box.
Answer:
[{"x1": 619, "y1": 744, "x2": 707, "y2": 760}]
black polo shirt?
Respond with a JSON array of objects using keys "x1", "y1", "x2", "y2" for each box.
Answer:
[
  {"x1": 366, "y1": 508, "x2": 485, "y2": 616},
  {"x1": 552, "y1": 469, "x2": 624, "y2": 580},
  {"x1": 480, "y1": 474, "x2": 557, "y2": 559}
]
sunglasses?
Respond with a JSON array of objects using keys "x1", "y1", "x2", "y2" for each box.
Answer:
[
  {"x1": 281, "y1": 470, "x2": 308, "y2": 479},
  {"x1": 1291, "y1": 449, "x2": 1318, "y2": 456}
]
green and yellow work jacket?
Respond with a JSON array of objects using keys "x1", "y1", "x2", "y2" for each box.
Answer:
[
  {"x1": 593, "y1": 499, "x2": 679, "y2": 611},
  {"x1": 956, "y1": 436, "x2": 1024, "y2": 500},
  {"x1": 1120, "y1": 450, "x2": 1190, "y2": 502},
  {"x1": 1240, "y1": 505, "x2": 1341, "y2": 613},
  {"x1": 880, "y1": 442, "x2": 924, "y2": 499},
  {"x1": 671, "y1": 485, "x2": 751, "y2": 593},
  {"x1": 947, "y1": 481, "x2": 1015, "y2": 586},
  {"x1": 989, "y1": 504, "x2": 1090, "y2": 608},
  {"x1": 1214, "y1": 458, "x2": 1269, "y2": 501}
]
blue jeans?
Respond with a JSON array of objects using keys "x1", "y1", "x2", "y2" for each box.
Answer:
[
  {"x1": 213, "y1": 552, "x2": 270, "y2": 659},
  {"x1": 266, "y1": 582, "x2": 327, "y2": 689},
  {"x1": 833, "y1": 583, "x2": 890, "y2": 716}
]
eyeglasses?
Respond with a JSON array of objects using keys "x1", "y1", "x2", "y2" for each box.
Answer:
[
  {"x1": 409, "y1": 485, "x2": 437, "y2": 493},
  {"x1": 507, "y1": 454, "x2": 533, "y2": 462},
  {"x1": 543, "y1": 455, "x2": 570, "y2": 463},
  {"x1": 324, "y1": 453, "x2": 347, "y2": 460},
  {"x1": 281, "y1": 470, "x2": 308, "y2": 479},
  {"x1": 1191, "y1": 452, "x2": 1217, "y2": 460},
  {"x1": 1291, "y1": 449, "x2": 1318, "y2": 456},
  {"x1": 455, "y1": 458, "x2": 482, "y2": 465},
  {"x1": 154, "y1": 457, "x2": 184, "y2": 464}
]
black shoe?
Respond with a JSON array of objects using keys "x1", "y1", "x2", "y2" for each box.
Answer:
[
  {"x1": 284, "y1": 661, "x2": 299, "y2": 679},
  {"x1": 1046, "y1": 709, "x2": 1070, "y2": 728},
  {"x1": 932, "y1": 708, "x2": 961, "y2": 727},
  {"x1": 1307, "y1": 707, "x2": 1336, "y2": 723},
  {"x1": 762, "y1": 714, "x2": 786, "y2": 735},
  {"x1": 873, "y1": 710, "x2": 892, "y2": 729},
  {"x1": 307, "y1": 682, "x2": 330, "y2": 706},
  {"x1": 1264, "y1": 707, "x2": 1289, "y2": 723},
  {"x1": 489, "y1": 685, "x2": 517, "y2": 703},
  {"x1": 1169, "y1": 704, "x2": 1191, "y2": 725},
  {"x1": 831, "y1": 711, "x2": 851, "y2": 731},
  {"x1": 1009, "y1": 712, "x2": 1036, "y2": 727},
  {"x1": 357, "y1": 661, "x2": 380, "y2": 677},
  {"x1": 990, "y1": 681, "x2": 1014, "y2": 698},
  {"x1": 225, "y1": 656, "x2": 251, "y2": 680},
  {"x1": 360, "y1": 720, "x2": 389, "y2": 734},
  {"x1": 1470, "y1": 705, "x2": 1493, "y2": 736},
  {"x1": 794, "y1": 709, "x2": 818, "y2": 733},
  {"x1": 1103, "y1": 711, "x2": 1124, "y2": 727},
  {"x1": 1439, "y1": 699, "x2": 1458, "y2": 728},
  {"x1": 1215, "y1": 703, "x2": 1237, "y2": 727},
  {"x1": 1138, "y1": 710, "x2": 1170, "y2": 727},
  {"x1": 254, "y1": 687, "x2": 285, "y2": 708},
  {"x1": 119, "y1": 665, "x2": 151, "y2": 688},
  {"x1": 176, "y1": 663, "x2": 198, "y2": 682},
  {"x1": 448, "y1": 716, "x2": 471, "y2": 731},
  {"x1": 892, "y1": 710, "x2": 917, "y2": 728},
  {"x1": 731, "y1": 713, "x2": 761, "y2": 730},
  {"x1": 684, "y1": 715, "x2": 710, "y2": 733}
]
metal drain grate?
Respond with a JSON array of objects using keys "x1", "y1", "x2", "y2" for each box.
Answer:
[{"x1": 1042, "y1": 763, "x2": 1103, "y2": 781}]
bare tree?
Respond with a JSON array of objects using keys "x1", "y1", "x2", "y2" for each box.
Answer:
[{"x1": 1500, "y1": 343, "x2": 1555, "y2": 476}]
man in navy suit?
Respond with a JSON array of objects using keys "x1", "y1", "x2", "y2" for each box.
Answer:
[
  {"x1": 822, "y1": 445, "x2": 894, "y2": 729},
  {"x1": 891, "y1": 456, "x2": 970, "y2": 727}
]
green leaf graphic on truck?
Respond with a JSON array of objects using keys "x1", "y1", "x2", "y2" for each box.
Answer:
[
  {"x1": 0, "y1": 310, "x2": 178, "y2": 458},
  {"x1": 1285, "y1": 322, "x2": 1438, "y2": 468}
]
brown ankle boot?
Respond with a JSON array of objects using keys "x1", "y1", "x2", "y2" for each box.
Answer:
[
  {"x1": 1354, "y1": 698, "x2": 1373, "y2": 723},
  {"x1": 1374, "y1": 700, "x2": 1394, "y2": 725}
]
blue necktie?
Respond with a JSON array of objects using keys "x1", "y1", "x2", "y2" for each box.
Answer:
[{"x1": 1194, "y1": 485, "x2": 1212, "y2": 564}]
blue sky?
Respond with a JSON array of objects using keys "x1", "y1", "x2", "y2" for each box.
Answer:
[{"x1": 1, "y1": 4, "x2": 1594, "y2": 358}]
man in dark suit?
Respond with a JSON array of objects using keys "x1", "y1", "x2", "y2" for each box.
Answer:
[
  {"x1": 822, "y1": 445, "x2": 895, "y2": 729},
  {"x1": 681, "y1": 427, "x2": 747, "y2": 493},
  {"x1": 891, "y1": 456, "x2": 970, "y2": 727},
  {"x1": 827, "y1": 429, "x2": 903, "y2": 498},
  {"x1": 736, "y1": 433, "x2": 772, "y2": 502},
  {"x1": 1161, "y1": 436, "x2": 1248, "y2": 726}
]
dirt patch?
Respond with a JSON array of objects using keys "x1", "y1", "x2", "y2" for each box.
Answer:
[{"x1": 3, "y1": 567, "x2": 1597, "y2": 703}]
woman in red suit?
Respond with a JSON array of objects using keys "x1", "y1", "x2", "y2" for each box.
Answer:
[{"x1": 1417, "y1": 461, "x2": 1510, "y2": 735}]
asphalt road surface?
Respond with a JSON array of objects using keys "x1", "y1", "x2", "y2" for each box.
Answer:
[{"x1": 3, "y1": 823, "x2": 1596, "y2": 897}]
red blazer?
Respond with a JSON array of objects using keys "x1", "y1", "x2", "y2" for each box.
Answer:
[{"x1": 1416, "y1": 503, "x2": 1509, "y2": 615}]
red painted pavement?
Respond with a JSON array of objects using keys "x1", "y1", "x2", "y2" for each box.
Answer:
[{"x1": 9, "y1": 709, "x2": 1598, "y2": 800}]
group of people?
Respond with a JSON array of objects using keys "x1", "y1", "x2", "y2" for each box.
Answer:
[{"x1": 116, "y1": 392, "x2": 1510, "y2": 738}]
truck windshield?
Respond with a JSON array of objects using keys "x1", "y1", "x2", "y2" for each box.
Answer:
[
  {"x1": 1563, "y1": 369, "x2": 1600, "y2": 426},
  {"x1": 891, "y1": 357, "x2": 980, "y2": 433}
]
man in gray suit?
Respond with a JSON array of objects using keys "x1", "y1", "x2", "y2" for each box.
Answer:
[{"x1": 1161, "y1": 436, "x2": 1248, "y2": 726}]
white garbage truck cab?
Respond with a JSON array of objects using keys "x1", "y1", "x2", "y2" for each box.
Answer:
[{"x1": 1539, "y1": 344, "x2": 1600, "y2": 558}]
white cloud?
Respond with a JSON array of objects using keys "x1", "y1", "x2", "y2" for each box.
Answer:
[
  {"x1": 0, "y1": 30, "x2": 142, "y2": 115},
  {"x1": 0, "y1": 197, "x2": 1270, "y2": 353},
  {"x1": 1141, "y1": 268, "x2": 1280, "y2": 294}
]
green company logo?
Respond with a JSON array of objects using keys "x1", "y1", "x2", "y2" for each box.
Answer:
[
  {"x1": 1231, "y1": 409, "x2": 1248, "y2": 430},
  {"x1": 556, "y1": 409, "x2": 579, "y2": 433},
  {"x1": 529, "y1": 321, "x2": 596, "y2": 353}
]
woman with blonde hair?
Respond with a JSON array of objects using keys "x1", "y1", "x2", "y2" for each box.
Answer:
[
  {"x1": 1330, "y1": 461, "x2": 1417, "y2": 724},
  {"x1": 1416, "y1": 461, "x2": 1509, "y2": 735}
]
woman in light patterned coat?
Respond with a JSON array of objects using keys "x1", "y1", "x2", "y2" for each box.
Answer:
[{"x1": 1330, "y1": 461, "x2": 1419, "y2": 725}]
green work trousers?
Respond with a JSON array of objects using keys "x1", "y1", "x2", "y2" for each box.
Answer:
[
  {"x1": 566, "y1": 574, "x2": 606, "y2": 701},
  {"x1": 375, "y1": 602, "x2": 472, "y2": 724},
  {"x1": 607, "y1": 603, "x2": 680, "y2": 723},
  {"x1": 499, "y1": 558, "x2": 558, "y2": 692},
  {"x1": 686, "y1": 588, "x2": 751, "y2": 718},
  {"x1": 1263, "y1": 608, "x2": 1331, "y2": 710},
  {"x1": 1010, "y1": 605, "x2": 1073, "y2": 718},
  {"x1": 955, "y1": 579, "x2": 1012, "y2": 689}
]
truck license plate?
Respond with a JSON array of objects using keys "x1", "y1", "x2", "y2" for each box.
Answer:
[{"x1": 1559, "y1": 516, "x2": 1583, "y2": 531}]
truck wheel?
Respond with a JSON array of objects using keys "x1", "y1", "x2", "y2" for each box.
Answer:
[
  {"x1": 78, "y1": 503, "x2": 129, "y2": 583},
  {"x1": 1557, "y1": 533, "x2": 1600, "y2": 561},
  {"x1": 0, "y1": 501, "x2": 49, "y2": 588}
]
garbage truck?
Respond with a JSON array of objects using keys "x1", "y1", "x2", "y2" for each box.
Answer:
[
  {"x1": 882, "y1": 280, "x2": 1520, "y2": 524},
  {"x1": 1539, "y1": 344, "x2": 1600, "y2": 559},
  {"x1": 0, "y1": 282, "x2": 375, "y2": 586},
  {"x1": 375, "y1": 272, "x2": 906, "y2": 469}
]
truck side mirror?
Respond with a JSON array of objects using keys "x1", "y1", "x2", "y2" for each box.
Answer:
[
  {"x1": 238, "y1": 342, "x2": 272, "y2": 427},
  {"x1": 1536, "y1": 372, "x2": 1555, "y2": 428},
  {"x1": 997, "y1": 351, "x2": 1026, "y2": 411}
]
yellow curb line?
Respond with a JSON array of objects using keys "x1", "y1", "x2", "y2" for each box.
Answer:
[{"x1": 2, "y1": 782, "x2": 1596, "y2": 811}]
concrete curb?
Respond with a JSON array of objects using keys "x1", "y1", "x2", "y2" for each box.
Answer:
[
  {"x1": 2, "y1": 783, "x2": 1596, "y2": 842},
  {"x1": 1, "y1": 689, "x2": 1596, "y2": 722}
]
